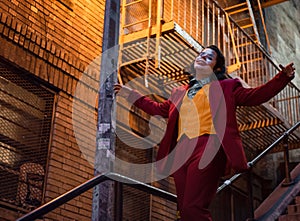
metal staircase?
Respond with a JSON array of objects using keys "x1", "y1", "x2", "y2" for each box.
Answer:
[
  {"x1": 279, "y1": 194, "x2": 300, "y2": 221},
  {"x1": 225, "y1": 0, "x2": 260, "y2": 43},
  {"x1": 116, "y1": 0, "x2": 300, "y2": 219},
  {"x1": 222, "y1": 0, "x2": 289, "y2": 56},
  {"x1": 13, "y1": 0, "x2": 300, "y2": 219},
  {"x1": 15, "y1": 122, "x2": 300, "y2": 221},
  {"x1": 117, "y1": 0, "x2": 300, "y2": 153},
  {"x1": 254, "y1": 162, "x2": 300, "y2": 221},
  {"x1": 118, "y1": 0, "x2": 164, "y2": 87}
]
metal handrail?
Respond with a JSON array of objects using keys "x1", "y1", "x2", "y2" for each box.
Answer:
[
  {"x1": 17, "y1": 122, "x2": 299, "y2": 221},
  {"x1": 217, "y1": 120, "x2": 300, "y2": 193},
  {"x1": 16, "y1": 172, "x2": 177, "y2": 221}
]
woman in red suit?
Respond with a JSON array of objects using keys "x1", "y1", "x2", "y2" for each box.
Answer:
[{"x1": 114, "y1": 45, "x2": 295, "y2": 221}]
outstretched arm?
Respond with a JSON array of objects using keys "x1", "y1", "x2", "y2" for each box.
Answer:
[
  {"x1": 234, "y1": 63, "x2": 295, "y2": 106},
  {"x1": 113, "y1": 83, "x2": 170, "y2": 118}
]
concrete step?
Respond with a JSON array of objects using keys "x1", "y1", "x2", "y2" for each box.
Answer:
[
  {"x1": 278, "y1": 213, "x2": 300, "y2": 221},
  {"x1": 288, "y1": 204, "x2": 300, "y2": 215},
  {"x1": 254, "y1": 164, "x2": 300, "y2": 221},
  {"x1": 295, "y1": 196, "x2": 300, "y2": 204}
]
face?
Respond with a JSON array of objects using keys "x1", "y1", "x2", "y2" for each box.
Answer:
[{"x1": 194, "y1": 48, "x2": 218, "y2": 75}]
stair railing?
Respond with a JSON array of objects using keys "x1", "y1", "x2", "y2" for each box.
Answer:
[
  {"x1": 225, "y1": 11, "x2": 242, "y2": 74},
  {"x1": 217, "y1": 121, "x2": 300, "y2": 219},
  {"x1": 16, "y1": 172, "x2": 177, "y2": 221},
  {"x1": 162, "y1": 0, "x2": 300, "y2": 128},
  {"x1": 17, "y1": 121, "x2": 299, "y2": 221}
]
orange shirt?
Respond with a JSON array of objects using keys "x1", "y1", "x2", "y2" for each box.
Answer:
[{"x1": 178, "y1": 84, "x2": 216, "y2": 140}]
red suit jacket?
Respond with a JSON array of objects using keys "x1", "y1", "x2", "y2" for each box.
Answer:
[{"x1": 127, "y1": 71, "x2": 292, "y2": 175}]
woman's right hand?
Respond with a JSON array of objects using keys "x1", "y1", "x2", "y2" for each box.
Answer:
[{"x1": 113, "y1": 83, "x2": 132, "y2": 98}]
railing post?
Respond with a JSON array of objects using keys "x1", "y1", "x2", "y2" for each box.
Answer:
[
  {"x1": 282, "y1": 133, "x2": 294, "y2": 186},
  {"x1": 115, "y1": 181, "x2": 123, "y2": 221},
  {"x1": 247, "y1": 166, "x2": 255, "y2": 221}
]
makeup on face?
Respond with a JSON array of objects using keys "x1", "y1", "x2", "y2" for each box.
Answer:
[
  {"x1": 193, "y1": 49, "x2": 218, "y2": 81},
  {"x1": 194, "y1": 49, "x2": 217, "y2": 67}
]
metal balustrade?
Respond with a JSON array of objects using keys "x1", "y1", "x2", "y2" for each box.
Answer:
[
  {"x1": 16, "y1": 122, "x2": 299, "y2": 221},
  {"x1": 119, "y1": 0, "x2": 300, "y2": 131},
  {"x1": 16, "y1": 0, "x2": 300, "y2": 220},
  {"x1": 218, "y1": 121, "x2": 300, "y2": 219}
]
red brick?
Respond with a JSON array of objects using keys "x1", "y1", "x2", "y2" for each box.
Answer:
[{"x1": 1, "y1": 0, "x2": 105, "y2": 220}]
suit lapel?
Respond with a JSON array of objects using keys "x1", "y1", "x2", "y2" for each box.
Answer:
[
  {"x1": 168, "y1": 85, "x2": 188, "y2": 121},
  {"x1": 209, "y1": 80, "x2": 224, "y2": 119},
  {"x1": 173, "y1": 85, "x2": 188, "y2": 107}
]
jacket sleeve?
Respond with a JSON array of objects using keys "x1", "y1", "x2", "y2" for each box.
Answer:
[
  {"x1": 233, "y1": 71, "x2": 293, "y2": 106},
  {"x1": 127, "y1": 89, "x2": 171, "y2": 118}
]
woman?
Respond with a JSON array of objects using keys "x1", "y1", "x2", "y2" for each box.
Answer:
[{"x1": 114, "y1": 45, "x2": 295, "y2": 220}]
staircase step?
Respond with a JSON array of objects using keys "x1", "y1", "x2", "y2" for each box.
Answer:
[
  {"x1": 254, "y1": 164, "x2": 300, "y2": 221},
  {"x1": 241, "y1": 23, "x2": 254, "y2": 29},
  {"x1": 235, "y1": 17, "x2": 252, "y2": 27},
  {"x1": 295, "y1": 196, "x2": 300, "y2": 204},
  {"x1": 279, "y1": 213, "x2": 300, "y2": 221},
  {"x1": 228, "y1": 7, "x2": 248, "y2": 15},
  {"x1": 288, "y1": 204, "x2": 300, "y2": 215},
  {"x1": 224, "y1": 2, "x2": 248, "y2": 12}
]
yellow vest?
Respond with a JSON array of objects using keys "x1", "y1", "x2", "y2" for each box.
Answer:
[{"x1": 178, "y1": 84, "x2": 216, "y2": 140}]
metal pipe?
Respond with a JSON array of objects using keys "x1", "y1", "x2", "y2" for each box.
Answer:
[
  {"x1": 282, "y1": 134, "x2": 294, "y2": 186},
  {"x1": 247, "y1": 169, "x2": 254, "y2": 219},
  {"x1": 16, "y1": 173, "x2": 110, "y2": 221},
  {"x1": 16, "y1": 172, "x2": 177, "y2": 221},
  {"x1": 218, "y1": 121, "x2": 300, "y2": 193},
  {"x1": 115, "y1": 181, "x2": 123, "y2": 221},
  {"x1": 250, "y1": 121, "x2": 300, "y2": 166}
]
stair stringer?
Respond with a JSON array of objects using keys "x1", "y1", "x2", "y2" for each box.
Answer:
[{"x1": 254, "y1": 163, "x2": 300, "y2": 221}]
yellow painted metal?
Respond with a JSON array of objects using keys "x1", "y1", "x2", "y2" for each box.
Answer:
[
  {"x1": 118, "y1": 0, "x2": 164, "y2": 87},
  {"x1": 256, "y1": 0, "x2": 271, "y2": 53},
  {"x1": 245, "y1": 0, "x2": 260, "y2": 42},
  {"x1": 224, "y1": 2, "x2": 247, "y2": 11},
  {"x1": 225, "y1": 13, "x2": 241, "y2": 74},
  {"x1": 118, "y1": 1, "x2": 124, "y2": 85},
  {"x1": 123, "y1": 18, "x2": 149, "y2": 28},
  {"x1": 121, "y1": 22, "x2": 175, "y2": 44},
  {"x1": 155, "y1": 0, "x2": 163, "y2": 69},
  {"x1": 117, "y1": 0, "x2": 300, "y2": 154},
  {"x1": 228, "y1": 7, "x2": 248, "y2": 15},
  {"x1": 124, "y1": 0, "x2": 143, "y2": 7},
  {"x1": 144, "y1": 0, "x2": 152, "y2": 87},
  {"x1": 241, "y1": 23, "x2": 254, "y2": 29},
  {"x1": 227, "y1": 63, "x2": 242, "y2": 74}
]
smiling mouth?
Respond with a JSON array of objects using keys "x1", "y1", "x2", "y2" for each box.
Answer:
[{"x1": 195, "y1": 60, "x2": 206, "y2": 65}]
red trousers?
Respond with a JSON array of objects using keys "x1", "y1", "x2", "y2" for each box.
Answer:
[{"x1": 173, "y1": 135, "x2": 227, "y2": 221}]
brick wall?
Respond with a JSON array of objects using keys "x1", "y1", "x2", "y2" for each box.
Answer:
[{"x1": 0, "y1": 0, "x2": 105, "y2": 220}]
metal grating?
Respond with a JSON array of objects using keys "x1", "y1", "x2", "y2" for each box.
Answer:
[
  {"x1": 0, "y1": 60, "x2": 54, "y2": 211},
  {"x1": 120, "y1": 27, "x2": 202, "y2": 97},
  {"x1": 119, "y1": 22, "x2": 300, "y2": 155},
  {"x1": 115, "y1": 128, "x2": 152, "y2": 221},
  {"x1": 122, "y1": 185, "x2": 151, "y2": 221}
]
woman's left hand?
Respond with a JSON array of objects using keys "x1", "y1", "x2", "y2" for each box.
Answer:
[{"x1": 279, "y1": 63, "x2": 296, "y2": 78}]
